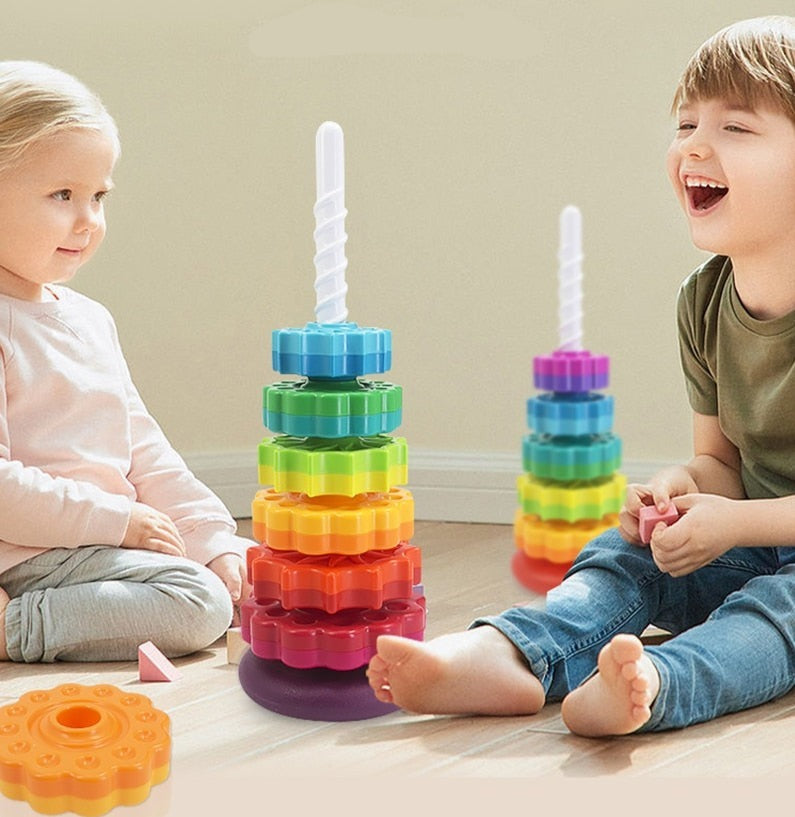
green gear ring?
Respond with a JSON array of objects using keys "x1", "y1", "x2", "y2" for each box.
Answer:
[
  {"x1": 263, "y1": 379, "x2": 402, "y2": 437},
  {"x1": 517, "y1": 472, "x2": 626, "y2": 522},
  {"x1": 258, "y1": 435, "x2": 408, "y2": 497}
]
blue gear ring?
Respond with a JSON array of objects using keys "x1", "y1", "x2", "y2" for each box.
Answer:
[
  {"x1": 527, "y1": 393, "x2": 615, "y2": 436},
  {"x1": 272, "y1": 323, "x2": 392, "y2": 379}
]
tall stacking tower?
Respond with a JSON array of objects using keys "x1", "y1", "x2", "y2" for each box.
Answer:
[
  {"x1": 238, "y1": 123, "x2": 425, "y2": 721},
  {"x1": 512, "y1": 207, "x2": 625, "y2": 594}
]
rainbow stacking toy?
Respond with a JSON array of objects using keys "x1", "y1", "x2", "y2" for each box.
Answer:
[
  {"x1": 512, "y1": 206, "x2": 625, "y2": 594},
  {"x1": 239, "y1": 122, "x2": 425, "y2": 721}
]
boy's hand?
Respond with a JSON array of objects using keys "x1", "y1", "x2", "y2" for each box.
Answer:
[
  {"x1": 646, "y1": 465, "x2": 700, "y2": 510},
  {"x1": 122, "y1": 502, "x2": 186, "y2": 557},
  {"x1": 206, "y1": 553, "x2": 251, "y2": 626},
  {"x1": 649, "y1": 493, "x2": 736, "y2": 576},
  {"x1": 619, "y1": 483, "x2": 655, "y2": 544},
  {"x1": 619, "y1": 466, "x2": 699, "y2": 545}
]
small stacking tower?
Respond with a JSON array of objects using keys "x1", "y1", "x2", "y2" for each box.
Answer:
[
  {"x1": 512, "y1": 206, "x2": 625, "y2": 593},
  {"x1": 239, "y1": 122, "x2": 424, "y2": 721}
]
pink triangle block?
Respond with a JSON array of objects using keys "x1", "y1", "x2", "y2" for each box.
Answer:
[{"x1": 138, "y1": 640, "x2": 182, "y2": 682}]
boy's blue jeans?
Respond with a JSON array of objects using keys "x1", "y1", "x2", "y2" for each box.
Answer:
[{"x1": 474, "y1": 527, "x2": 795, "y2": 731}]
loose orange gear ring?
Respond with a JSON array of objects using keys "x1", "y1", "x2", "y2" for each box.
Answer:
[{"x1": 0, "y1": 683, "x2": 170, "y2": 816}]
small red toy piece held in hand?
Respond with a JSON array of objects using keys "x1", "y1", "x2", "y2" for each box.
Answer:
[{"x1": 638, "y1": 504, "x2": 681, "y2": 544}]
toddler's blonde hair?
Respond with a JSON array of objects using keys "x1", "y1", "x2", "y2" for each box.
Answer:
[
  {"x1": 0, "y1": 60, "x2": 119, "y2": 174},
  {"x1": 672, "y1": 16, "x2": 795, "y2": 123}
]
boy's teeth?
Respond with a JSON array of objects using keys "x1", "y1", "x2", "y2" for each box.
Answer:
[{"x1": 686, "y1": 178, "x2": 726, "y2": 189}]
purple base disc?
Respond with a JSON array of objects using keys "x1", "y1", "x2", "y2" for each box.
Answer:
[{"x1": 238, "y1": 648, "x2": 399, "y2": 721}]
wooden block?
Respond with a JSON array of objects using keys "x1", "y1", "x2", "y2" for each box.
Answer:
[
  {"x1": 226, "y1": 627, "x2": 248, "y2": 665},
  {"x1": 640, "y1": 625, "x2": 672, "y2": 645},
  {"x1": 138, "y1": 640, "x2": 182, "y2": 682},
  {"x1": 638, "y1": 504, "x2": 680, "y2": 544}
]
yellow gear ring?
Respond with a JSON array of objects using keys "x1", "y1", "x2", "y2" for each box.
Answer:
[
  {"x1": 251, "y1": 488, "x2": 415, "y2": 554},
  {"x1": 517, "y1": 472, "x2": 626, "y2": 522},
  {"x1": 258, "y1": 435, "x2": 408, "y2": 497}
]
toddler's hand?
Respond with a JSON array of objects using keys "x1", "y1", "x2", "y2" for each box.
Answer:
[
  {"x1": 618, "y1": 482, "x2": 654, "y2": 545},
  {"x1": 121, "y1": 502, "x2": 186, "y2": 557},
  {"x1": 650, "y1": 493, "x2": 735, "y2": 576},
  {"x1": 207, "y1": 553, "x2": 251, "y2": 626},
  {"x1": 646, "y1": 465, "x2": 700, "y2": 511}
]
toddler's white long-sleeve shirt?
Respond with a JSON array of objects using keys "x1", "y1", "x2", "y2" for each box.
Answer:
[{"x1": 0, "y1": 285, "x2": 248, "y2": 575}]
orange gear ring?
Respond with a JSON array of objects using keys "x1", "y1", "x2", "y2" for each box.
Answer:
[
  {"x1": 247, "y1": 542, "x2": 421, "y2": 612},
  {"x1": 513, "y1": 509, "x2": 618, "y2": 563},
  {"x1": 0, "y1": 683, "x2": 170, "y2": 816},
  {"x1": 251, "y1": 488, "x2": 414, "y2": 555}
]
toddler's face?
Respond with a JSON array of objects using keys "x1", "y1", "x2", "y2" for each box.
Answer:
[
  {"x1": 0, "y1": 128, "x2": 116, "y2": 300},
  {"x1": 666, "y1": 97, "x2": 795, "y2": 265}
]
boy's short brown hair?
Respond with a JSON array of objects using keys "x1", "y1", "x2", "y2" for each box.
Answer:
[{"x1": 672, "y1": 16, "x2": 795, "y2": 123}]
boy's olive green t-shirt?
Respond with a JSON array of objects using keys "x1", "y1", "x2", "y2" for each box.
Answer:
[{"x1": 677, "y1": 255, "x2": 795, "y2": 500}]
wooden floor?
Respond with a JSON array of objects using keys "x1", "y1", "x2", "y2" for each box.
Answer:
[{"x1": 2, "y1": 519, "x2": 795, "y2": 813}]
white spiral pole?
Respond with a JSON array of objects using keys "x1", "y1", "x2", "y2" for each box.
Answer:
[
  {"x1": 557, "y1": 205, "x2": 583, "y2": 352},
  {"x1": 313, "y1": 121, "x2": 349, "y2": 324}
]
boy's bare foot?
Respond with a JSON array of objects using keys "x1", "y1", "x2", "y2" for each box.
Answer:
[
  {"x1": 366, "y1": 626, "x2": 545, "y2": 716},
  {"x1": 560, "y1": 633, "x2": 660, "y2": 737},
  {"x1": 0, "y1": 588, "x2": 9, "y2": 661}
]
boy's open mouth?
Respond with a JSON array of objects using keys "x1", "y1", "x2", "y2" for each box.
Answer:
[{"x1": 686, "y1": 179, "x2": 728, "y2": 211}]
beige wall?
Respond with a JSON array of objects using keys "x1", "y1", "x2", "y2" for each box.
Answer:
[{"x1": 2, "y1": 1, "x2": 789, "y2": 477}]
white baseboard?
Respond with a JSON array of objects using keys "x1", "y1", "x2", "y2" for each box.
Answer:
[{"x1": 184, "y1": 449, "x2": 673, "y2": 525}]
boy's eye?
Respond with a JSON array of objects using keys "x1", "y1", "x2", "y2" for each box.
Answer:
[
  {"x1": 676, "y1": 123, "x2": 696, "y2": 131},
  {"x1": 52, "y1": 189, "x2": 71, "y2": 201},
  {"x1": 725, "y1": 125, "x2": 750, "y2": 134},
  {"x1": 93, "y1": 191, "x2": 109, "y2": 202}
]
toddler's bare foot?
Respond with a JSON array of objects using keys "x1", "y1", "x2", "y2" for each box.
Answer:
[
  {"x1": 561, "y1": 633, "x2": 660, "y2": 737},
  {"x1": 366, "y1": 626, "x2": 545, "y2": 716},
  {"x1": 0, "y1": 588, "x2": 9, "y2": 661}
]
